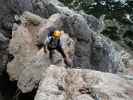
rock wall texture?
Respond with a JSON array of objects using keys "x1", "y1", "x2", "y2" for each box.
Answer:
[
  {"x1": 6, "y1": 11, "x2": 133, "y2": 100},
  {"x1": 0, "y1": 0, "x2": 132, "y2": 76},
  {"x1": 7, "y1": 12, "x2": 75, "y2": 81},
  {"x1": 0, "y1": 0, "x2": 133, "y2": 100},
  {"x1": 35, "y1": 65, "x2": 133, "y2": 100}
]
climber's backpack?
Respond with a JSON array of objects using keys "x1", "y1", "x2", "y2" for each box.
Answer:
[{"x1": 47, "y1": 32, "x2": 61, "y2": 49}]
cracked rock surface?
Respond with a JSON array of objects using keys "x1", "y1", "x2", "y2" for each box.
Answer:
[
  {"x1": 35, "y1": 65, "x2": 133, "y2": 100},
  {"x1": 2, "y1": 0, "x2": 133, "y2": 100}
]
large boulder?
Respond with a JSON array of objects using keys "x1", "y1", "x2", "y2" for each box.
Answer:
[
  {"x1": 63, "y1": 13, "x2": 133, "y2": 73},
  {"x1": 0, "y1": 0, "x2": 37, "y2": 77},
  {"x1": 7, "y1": 12, "x2": 75, "y2": 89},
  {"x1": 4, "y1": 0, "x2": 133, "y2": 99},
  {"x1": 7, "y1": 10, "x2": 133, "y2": 82},
  {"x1": 60, "y1": 14, "x2": 93, "y2": 68},
  {"x1": 91, "y1": 33, "x2": 133, "y2": 73},
  {"x1": 3, "y1": 0, "x2": 132, "y2": 75},
  {"x1": 7, "y1": 20, "x2": 40, "y2": 80},
  {"x1": 17, "y1": 48, "x2": 50, "y2": 93},
  {"x1": 0, "y1": 0, "x2": 105, "y2": 77},
  {"x1": 35, "y1": 65, "x2": 133, "y2": 100},
  {"x1": 17, "y1": 33, "x2": 74, "y2": 93},
  {"x1": 0, "y1": 0, "x2": 132, "y2": 100}
]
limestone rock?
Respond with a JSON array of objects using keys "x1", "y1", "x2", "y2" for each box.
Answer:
[
  {"x1": 4, "y1": 0, "x2": 133, "y2": 75},
  {"x1": 67, "y1": 14, "x2": 92, "y2": 68},
  {"x1": 21, "y1": 11, "x2": 44, "y2": 25},
  {"x1": 7, "y1": 10, "x2": 133, "y2": 82},
  {"x1": 7, "y1": 12, "x2": 75, "y2": 90},
  {"x1": 35, "y1": 65, "x2": 133, "y2": 100},
  {"x1": 16, "y1": 33, "x2": 74, "y2": 94},
  {"x1": 17, "y1": 31, "x2": 74, "y2": 93},
  {"x1": 7, "y1": 16, "x2": 41, "y2": 80},
  {"x1": 91, "y1": 33, "x2": 133, "y2": 73},
  {"x1": 17, "y1": 48, "x2": 50, "y2": 93},
  {"x1": 82, "y1": 13, "x2": 105, "y2": 33},
  {"x1": 63, "y1": 13, "x2": 133, "y2": 73},
  {"x1": 0, "y1": 0, "x2": 132, "y2": 100}
]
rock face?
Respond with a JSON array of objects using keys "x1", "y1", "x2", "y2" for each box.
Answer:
[
  {"x1": 17, "y1": 48, "x2": 50, "y2": 93},
  {"x1": 7, "y1": 12, "x2": 75, "y2": 94},
  {"x1": 0, "y1": 0, "x2": 131, "y2": 76},
  {"x1": 34, "y1": 0, "x2": 133, "y2": 73},
  {"x1": 7, "y1": 9, "x2": 133, "y2": 93},
  {"x1": 91, "y1": 33, "x2": 133, "y2": 73},
  {"x1": 0, "y1": 0, "x2": 61, "y2": 76},
  {"x1": 35, "y1": 65, "x2": 133, "y2": 100},
  {"x1": 1, "y1": 0, "x2": 133, "y2": 100},
  {"x1": 60, "y1": 0, "x2": 133, "y2": 51},
  {"x1": 67, "y1": 14, "x2": 93, "y2": 68},
  {"x1": 7, "y1": 20, "x2": 40, "y2": 80}
]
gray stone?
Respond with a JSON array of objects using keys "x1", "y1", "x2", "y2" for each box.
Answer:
[
  {"x1": 2, "y1": 0, "x2": 133, "y2": 100},
  {"x1": 17, "y1": 32, "x2": 74, "y2": 93},
  {"x1": 6, "y1": 12, "x2": 74, "y2": 93},
  {"x1": 66, "y1": 14, "x2": 92, "y2": 68},
  {"x1": 35, "y1": 65, "x2": 133, "y2": 100},
  {"x1": 9, "y1": 0, "x2": 33, "y2": 14},
  {"x1": 91, "y1": 33, "x2": 132, "y2": 73},
  {"x1": 81, "y1": 13, "x2": 105, "y2": 33},
  {"x1": 7, "y1": 18, "x2": 40, "y2": 80},
  {"x1": 73, "y1": 94, "x2": 94, "y2": 100},
  {"x1": 17, "y1": 49, "x2": 50, "y2": 93}
]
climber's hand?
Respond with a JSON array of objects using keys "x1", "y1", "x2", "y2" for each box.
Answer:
[
  {"x1": 44, "y1": 48, "x2": 48, "y2": 53},
  {"x1": 64, "y1": 57, "x2": 72, "y2": 67}
]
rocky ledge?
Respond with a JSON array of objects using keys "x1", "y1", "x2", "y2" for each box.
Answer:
[{"x1": 35, "y1": 65, "x2": 133, "y2": 100}]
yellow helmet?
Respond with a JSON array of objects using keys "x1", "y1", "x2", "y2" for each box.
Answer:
[{"x1": 53, "y1": 30, "x2": 61, "y2": 39}]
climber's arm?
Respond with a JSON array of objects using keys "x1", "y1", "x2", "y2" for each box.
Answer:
[
  {"x1": 60, "y1": 40, "x2": 67, "y2": 58},
  {"x1": 43, "y1": 37, "x2": 50, "y2": 53}
]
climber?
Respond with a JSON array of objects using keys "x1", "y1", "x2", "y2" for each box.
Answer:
[{"x1": 43, "y1": 29, "x2": 72, "y2": 67}]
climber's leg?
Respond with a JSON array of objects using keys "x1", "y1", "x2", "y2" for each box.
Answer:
[
  {"x1": 49, "y1": 50, "x2": 53, "y2": 60},
  {"x1": 57, "y1": 47, "x2": 66, "y2": 58},
  {"x1": 48, "y1": 47, "x2": 54, "y2": 64},
  {"x1": 57, "y1": 47, "x2": 72, "y2": 67}
]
